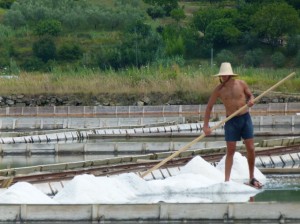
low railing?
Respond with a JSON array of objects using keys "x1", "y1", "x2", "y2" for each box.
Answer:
[{"x1": 0, "y1": 102, "x2": 299, "y2": 117}]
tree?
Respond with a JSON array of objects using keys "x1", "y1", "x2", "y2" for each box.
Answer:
[
  {"x1": 286, "y1": 0, "x2": 300, "y2": 10},
  {"x1": 32, "y1": 37, "x2": 56, "y2": 62},
  {"x1": 0, "y1": 0, "x2": 15, "y2": 9},
  {"x1": 35, "y1": 19, "x2": 62, "y2": 36},
  {"x1": 143, "y1": 0, "x2": 178, "y2": 16},
  {"x1": 3, "y1": 10, "x2": 25, "y2": 29},
  {"x1": 234, "y1": 2, "x2": 257, "y2": 32},
  {"x1": 86, "y1": 9, "x2": 102, "y2": 30},
  {"x1": 120, "y1": 22, "x2": 163, "y2": 67},
  {"x1": 181, "y1": 27, "x2": 202, "y2": 58},
  {"x1": 146, "y1": 5, "x2": 165, "y2": 19},
  {"x1": 193, "y1": 8, "x2": 225, "y2": 34},
  {"x1": 162, "y1": 25, "x2": 201, "y2": 58},
  {"x1": 205, "y1": 19, "x2": 241, "y2": 48},
  {"x1": 4, "y1": 0, "x2": 146, "y2": 31},
  {"x1": 170, "y1": 8, "x2": 185, "y2": 23},
  {"x1": 126, "y1": 20, "x2": 151, "y2": 37},
  {"x1": 251, "y1": 2, "x2": 300, "y2": 46},
  {"x1": 240, "y1": 31, "x2": 259, "y2": 49},
  {"x1": 97, "y1": 21, "x2": 163, "y2": 69}
]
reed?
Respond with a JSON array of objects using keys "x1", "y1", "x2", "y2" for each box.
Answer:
[{"x1": 0, "y1": 65, "x2": 298, "y2": 97}]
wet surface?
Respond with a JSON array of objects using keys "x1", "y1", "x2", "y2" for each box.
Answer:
[
  {"x1": 0, "y1": 130, "x2": 299, "y2": 204},
  {"x1": 254, "y1": 174, "x2": 300, "y2": 202}
]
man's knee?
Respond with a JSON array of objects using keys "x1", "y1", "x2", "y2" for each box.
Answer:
[{"x1": 226, "y1": 146, "x2": 236, "y2": 157}]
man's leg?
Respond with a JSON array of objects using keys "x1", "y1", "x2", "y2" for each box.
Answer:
[
  {"x1": 244, "y1": 138, "x2": 255, "y2": 180},
  {"x1": 225, "y1": 141, "x2": 236, "y2": 181}
]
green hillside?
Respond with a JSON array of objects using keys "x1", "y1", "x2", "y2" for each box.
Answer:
[
  {"x1": 0, "y1": 0, "x2": 298, "y2": 73},
  {"x1": 0, "y1": 0, "x2": 298, "y2": 99}
]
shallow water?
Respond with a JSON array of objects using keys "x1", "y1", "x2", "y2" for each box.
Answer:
[
  {"x1": 0, "y1": 135, "x2": 285, "y2": 169},
  {"x1": 254, "y1": 174, "x2": 300, "y2": 202}
]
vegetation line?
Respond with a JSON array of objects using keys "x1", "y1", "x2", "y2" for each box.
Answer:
[{"x1": 0, "y1": 65, "x2": 298, "y2": 99}]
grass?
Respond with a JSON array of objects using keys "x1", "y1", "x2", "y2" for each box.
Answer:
[{"x1": 0, "y1": 65, "x2": 298, "y2": 102}]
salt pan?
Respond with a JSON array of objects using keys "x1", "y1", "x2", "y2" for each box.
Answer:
[{"x1": 0, "y1": 153, "x2": 265, "y2": 204}]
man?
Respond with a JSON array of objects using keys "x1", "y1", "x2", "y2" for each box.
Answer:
[{"x1": 203, "y1": 62, "x2": 263, "y2": 188}]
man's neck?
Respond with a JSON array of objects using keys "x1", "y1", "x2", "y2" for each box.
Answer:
[{"x1": 220, "y1": 76, "x2": 232, "y2": 88}]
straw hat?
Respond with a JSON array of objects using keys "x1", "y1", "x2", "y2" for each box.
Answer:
[{"x1": 214, "y1": 62, "x2": 238, "y2": 77}]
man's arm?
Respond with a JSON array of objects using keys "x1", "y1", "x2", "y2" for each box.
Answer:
[
  {"x1": 242, "y1": 80, "x2": 254, "y2": 107},
  {"x1": 203, "y1": 88, "x2": 219, "y2": 135}
]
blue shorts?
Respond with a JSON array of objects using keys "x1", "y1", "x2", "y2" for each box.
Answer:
[{"x1": 224, "y1": 112, "x2": 254, "y2": 141}]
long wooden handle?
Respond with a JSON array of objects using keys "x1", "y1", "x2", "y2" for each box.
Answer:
[{"x1": 141, "y1": 72, "x2": 296, "y2": 178}]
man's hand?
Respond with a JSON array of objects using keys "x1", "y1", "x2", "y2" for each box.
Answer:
[
  {"x1": 247, "y1": 98, "x2": 254, "y2": 107},
  {"x1": 203, "y1": 126, "x2": 212, "y2": 136}
]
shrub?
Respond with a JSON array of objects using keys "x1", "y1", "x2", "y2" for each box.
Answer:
[
  {"x1": 170, "y1": 8, "x2": 185, "y2": 23},
  {"x1": 143, "y1": 0, "x2": 179, "y2": 16},
  {"x1": 3, "y1": 10, "x2": 26, "y2": 29},
  {"x1": 285, "y1": 35, "x2": 300, "y2": 56},
  {"x1": 165, "y1": 36, "x2": 185, "y2": 56},
  {"x1": 197, "y1": 40, "x2": 213, "y2": 58},
  {"x1": 153, "y1": 55, "x2": 185, "y2": 67},
  {"x1": 215, "y1": 49, "x2": 237, "y2": 66},
  {"x1": 8, "y1": 58, "x2": 19, "y2": 75},
  {"x1": 182, "y1": 27, "x2": 202, "y2": 58},
  {"x1": 295, "y1": 50, "x2": 300, "y2": 67},
  {"x1": 271, "y1": 52, "x2": 286, "y2": 68},
  {"x1": 147, "y1": 6, "x2": 165, "y2": 19},
  {"x1": 21, "y1": 57, "x2": 45, "y2": 72},
  {"x1": 32, "y1": 37, "x2": 56, "y2": 62},
  {"x1": 0, "y1": 0, "x2": 15, "y2": 9},
  {"x1": 58, "y1": 43, "x2": 83, "y2": 61},
  {"x1": 34, "y1": 19, "x2": 62, "y2": 37},
  {"x1": 0, "y1": 56, "x2": 9, "y2": 67},
  {"x1": 96, "y1": 25, "x2": 163, "y2": 70},
  {"x1": 244, "y1": 48, "x2": 263, "y2": 67},
  {"x1": 240, "y1": 32, "x2": 259, "y2": 49},
  {"x1": 96, "y1": 47, "x2": 122, "y2": 70}
]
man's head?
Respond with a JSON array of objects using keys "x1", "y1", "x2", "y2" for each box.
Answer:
[{"x1": 214, "y1": 62, "x2": 238, "y2": 77}]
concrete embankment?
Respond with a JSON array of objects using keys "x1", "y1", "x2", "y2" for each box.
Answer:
[
  {"x1": 0, "y1": 140, "x2": 233, "y2": 155},
  {"x1": 0, "y1": 114, "x2": 299, "y2": 145},
  {"x1": 0, "y1": 202, "x2": 299, "y2": 222}
]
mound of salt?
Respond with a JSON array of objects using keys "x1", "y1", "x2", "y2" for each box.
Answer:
[{"x1": 0, "y1": 182, "x2": 56, "y2": 204}]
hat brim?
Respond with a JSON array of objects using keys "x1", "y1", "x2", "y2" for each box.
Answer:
[{"x1": 214, "y1": 73, "x2": 238, "y2": 77}]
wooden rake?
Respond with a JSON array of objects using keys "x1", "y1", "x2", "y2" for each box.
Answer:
[{"x1": 141, "y1": 72, "x2": 296, "y2": 178}]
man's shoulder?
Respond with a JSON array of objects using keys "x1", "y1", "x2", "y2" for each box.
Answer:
[
  {"x1": 235, "y1": 79, "x2": 246, "y2": 84},
  {"x1": 215, "y1": 84, "x2": 224, "y2": 92}
]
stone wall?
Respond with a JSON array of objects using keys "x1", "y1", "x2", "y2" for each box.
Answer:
[{"x1": 0, "y1": 92, "x2": 300, "y2": 107}]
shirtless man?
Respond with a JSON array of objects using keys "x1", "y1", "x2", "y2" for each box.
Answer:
[{"x1": 203, "y1": 62, "x2": 262, "y2": 188}]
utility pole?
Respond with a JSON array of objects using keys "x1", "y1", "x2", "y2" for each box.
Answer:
[
  {"x1": 210, "y1": 48, "x2": 213, "y2": 68},
  {"x1": 135, "y1": 27, "x2": 138, "y2": 67}
]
